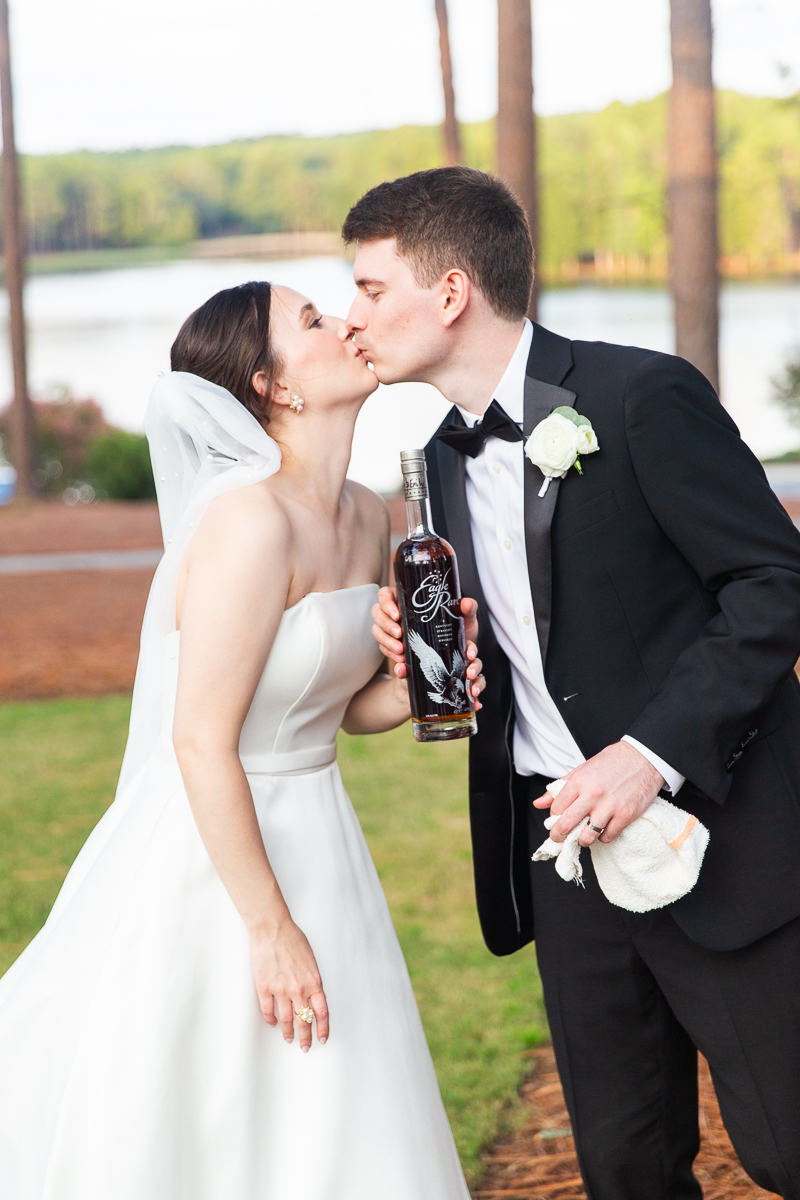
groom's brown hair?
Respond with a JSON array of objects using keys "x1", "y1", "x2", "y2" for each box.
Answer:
[{"x1": 342, "y1": 167, "x2": 532, "y2": 321}]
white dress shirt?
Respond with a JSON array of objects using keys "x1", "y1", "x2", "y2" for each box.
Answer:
[{"x1": 455, "y1": 319, "x2": 684, "y2": 793}]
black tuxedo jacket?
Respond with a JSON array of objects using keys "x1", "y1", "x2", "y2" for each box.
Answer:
[{"x1": 425, "y1": 323, "x2": 800, "y2": 956}]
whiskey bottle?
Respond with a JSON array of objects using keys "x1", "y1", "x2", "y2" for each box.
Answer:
[{"x1": 394, "y1": 449, "x2": 477, "y2": 742}]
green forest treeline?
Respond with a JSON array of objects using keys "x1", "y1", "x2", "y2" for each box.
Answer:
[{"x1": 22, "y1": 90, "x2": 800, "y2": 269}]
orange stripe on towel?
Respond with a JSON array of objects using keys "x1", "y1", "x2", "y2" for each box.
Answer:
[{"x1": 669, "y1": 815, "x2": 698, "y2": 850}]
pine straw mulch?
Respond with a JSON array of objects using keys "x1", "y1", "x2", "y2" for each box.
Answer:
[
  {"x1": 474, "y1": 1045, "x2": 775, "y2": 1200},
  {"x1": 0, "y1": 569, "x2": 154, "y2": 699},
  {"x1": 0, "y1": 501, "x2": 161, "y2": 700}
]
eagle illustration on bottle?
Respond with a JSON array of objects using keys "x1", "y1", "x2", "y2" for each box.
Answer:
[{"x1": 407, "y1": 630, "x2": 468, "y2": 709}]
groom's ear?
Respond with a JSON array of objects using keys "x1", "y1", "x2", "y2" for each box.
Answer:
[{"x1": 440, "y1": 269, "x2": 470, "y2": 328}]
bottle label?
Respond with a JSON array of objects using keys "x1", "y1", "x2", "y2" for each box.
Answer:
[
  {"x1": 410, "y1": 567, "x2": 458, "y2": 625},
  {"x1": 403, "y1": 473, "x2": 427, "y2": 502},
  {"x1": 396, "y1": 558, "x2": 473, "y2": 722}
]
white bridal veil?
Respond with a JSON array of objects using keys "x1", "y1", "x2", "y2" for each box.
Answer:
[
  {"x1": 14, "y1": 370, "x2": 280, "y2": 946},
  {"x1": 117, "y1": 371, "x2": 282, "y2": 797}
]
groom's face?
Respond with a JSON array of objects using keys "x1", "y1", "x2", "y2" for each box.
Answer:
[{"x1": 347, "y1": 239, "x2": 448, "y2": 385}]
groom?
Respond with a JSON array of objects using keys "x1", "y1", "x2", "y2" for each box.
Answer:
[{"x1": 345, "y1": 167, "x2": 800, "y2": 1199}]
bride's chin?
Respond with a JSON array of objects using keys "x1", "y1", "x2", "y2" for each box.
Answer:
[{"x1": 354, "y1": 371, "x2": 380, "y2": 402}]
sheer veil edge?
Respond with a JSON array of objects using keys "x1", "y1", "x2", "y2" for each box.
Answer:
[
  {"x1": 116, "y1": 371, "x2": 282, "y2": 798},
  {"x1": 0, "y1": 373, "x2": 280, "y2": 967}
]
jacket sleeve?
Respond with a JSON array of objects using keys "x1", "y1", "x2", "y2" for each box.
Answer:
[{"x1": 622, "y1": 352, "x2": 800, "y2": 803}]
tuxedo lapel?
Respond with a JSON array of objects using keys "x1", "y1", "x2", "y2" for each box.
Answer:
[
  {"x1": 523, "y1": 376, "x2": 577, "y2": 669},
  {"x1": 432, "y1": 432, "x2": 488, "y2": 614}
]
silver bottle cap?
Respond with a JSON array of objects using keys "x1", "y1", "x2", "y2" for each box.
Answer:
[{"x1": 400, "y1": 449, "x2": 428, "y2": 502}]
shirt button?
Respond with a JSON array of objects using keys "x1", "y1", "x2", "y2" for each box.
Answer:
[
  {"x1": 503, "y1": 539, "x2": 512, "y2": 550},
  {"x1": 522, "y1": 615, "x2": 532, "y2": 626},
  {"x1": 493, "y1": 463, "x2": 502, "y2": 474}
]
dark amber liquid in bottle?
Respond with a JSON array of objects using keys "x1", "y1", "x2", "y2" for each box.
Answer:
[{"x1": 395, "y1": 451, "x2": 477, "y2": 743}]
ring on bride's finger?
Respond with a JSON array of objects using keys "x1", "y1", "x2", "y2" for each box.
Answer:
[
  {"x1": 588, "y1": 823, "x2": 605, "y2": 835},
  {"x1": 295, "y1": 1005, "x2": 314, "y2": 1024}
]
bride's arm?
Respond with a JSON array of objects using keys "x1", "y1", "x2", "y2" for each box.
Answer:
[
  {"x1": 341, "y1": 649, "x2": 485, "y2": 735},
  {"x1": 172, "y1": 488, "x2": 328, "y2": 1052},
  {"x1": 341, "y1": 667, "x2": 413, "y2": 734}
]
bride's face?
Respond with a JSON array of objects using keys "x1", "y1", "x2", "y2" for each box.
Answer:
[{"x1": 266, "y1": 286, "x2": 378, "y2": 413}]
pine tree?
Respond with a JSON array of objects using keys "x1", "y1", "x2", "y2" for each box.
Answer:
[
  {"x1": 498, "y1": 0, "x2": 539, "y2": 321},
  {"x1": 669, "y1": 0, "x2": 720, "y2": 392},
  {"x1": 434, "y1": 0, "x2": 461, "y2": 167},
  {"x1": 0, "y1": 0, "x2": 36, "y2": 497}
]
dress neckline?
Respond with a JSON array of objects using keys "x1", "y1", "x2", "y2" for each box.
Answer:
[
  {"x1": 287, "y1": 582, "x2": 378, "y2": 613},
  {"x1": 170, "y1": 583, "x2": 378, "y2": 638}
]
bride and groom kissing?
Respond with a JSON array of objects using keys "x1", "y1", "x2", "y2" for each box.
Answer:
[{"x1": 1, "y1": 165, "x2": 799, "y2": 1200}]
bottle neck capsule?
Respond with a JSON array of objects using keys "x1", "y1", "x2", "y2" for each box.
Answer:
[{"x1": 400, "y1": 451, "x2": 435, "y2": 539}]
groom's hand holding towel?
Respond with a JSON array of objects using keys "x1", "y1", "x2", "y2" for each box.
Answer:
[{"x1": 533, "y1": 777, "x2": 709, "y2": 912}]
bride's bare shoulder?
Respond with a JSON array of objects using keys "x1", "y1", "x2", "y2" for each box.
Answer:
[{"x1": 192, "y1": 481, "x2": 292, "y2": 560}]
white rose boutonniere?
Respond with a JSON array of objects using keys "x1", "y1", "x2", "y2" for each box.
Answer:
[{"x1": 524, "y1": 405, "x2": 599, "y2": 497}]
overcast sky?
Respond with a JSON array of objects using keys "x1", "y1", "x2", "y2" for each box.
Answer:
[{"x1": 11, "y1": 0, "x2": 800, "y2": 155}]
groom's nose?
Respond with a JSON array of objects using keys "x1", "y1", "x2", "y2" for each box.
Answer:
[{"x1": 345, "y1": 294, "x2": 366, "y2": 334}]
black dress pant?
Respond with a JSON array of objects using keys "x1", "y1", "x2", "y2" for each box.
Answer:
[{"x1": 525, "y1": 773, "x2": 800, "y2": 1200}]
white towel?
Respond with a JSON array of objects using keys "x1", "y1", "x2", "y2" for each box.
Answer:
[{"x1": 531, "y1": 779, "x2": 709, "y2": 913}]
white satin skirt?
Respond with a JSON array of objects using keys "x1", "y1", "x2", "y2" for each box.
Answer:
[{"x1": 0, "y1": 751, "x2": 469, "y2": 1200}]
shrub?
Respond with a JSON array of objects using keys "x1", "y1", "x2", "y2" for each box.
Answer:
[
  {"x1": 0, "y1": 395, "x2": 155, "y2": 501},
  {"x1": 35, "y1": 396, "x2": 109, "y2": 473},
  {"x1": 0, "y1": 395, "x2": 109, "y2": 496},
  {"x1": 87, "y1": 430, "x2": 156, "y2": 500}
]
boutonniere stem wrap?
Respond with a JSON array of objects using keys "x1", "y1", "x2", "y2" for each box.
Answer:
[{"x1": 524, "y1": 406, "x2": 599, "y2": 497}]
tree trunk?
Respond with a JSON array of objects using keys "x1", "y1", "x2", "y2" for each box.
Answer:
[
  {"x1": 0, "y1": 0, "x2": 35, "y2": 497},
  {"x1": 434, "y1": 0, "x2": 461, "y2": 167},
  {"x1": 669, "y1": 0, "x2": 719, "y2": 393},
  {"x1": 497, "y1": 0, "x2": 539, "y2": 321}
]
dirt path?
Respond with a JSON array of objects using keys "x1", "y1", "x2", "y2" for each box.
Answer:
[
  {"x1": 475, "y1": 1045, "x2": 774, "y2": 1200},
  {"x1": 0, "y1": 502, "x2": 161, "y2": 699}
]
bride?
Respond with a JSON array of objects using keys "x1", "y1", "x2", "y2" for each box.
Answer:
[{"x1": 0, "y1": 281, "x2": 485, "y2": 1199}]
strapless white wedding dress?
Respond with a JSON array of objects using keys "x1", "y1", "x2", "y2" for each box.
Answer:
[{"x1": 0, "y1": 584, "x2": 470, "y2": 1200}]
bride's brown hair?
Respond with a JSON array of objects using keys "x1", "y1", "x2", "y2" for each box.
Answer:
[{"x1": 170, "y1": 281, "x2": 282, "y2": 424}]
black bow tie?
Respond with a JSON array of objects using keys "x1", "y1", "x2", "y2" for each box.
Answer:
[{"x1": 435, "y1": 399, "x2": 524, "y2": 458}]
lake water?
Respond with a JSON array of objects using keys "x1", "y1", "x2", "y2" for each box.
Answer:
[{"x1": 1, "y1": 256, "x2": 799, "y2": 494}]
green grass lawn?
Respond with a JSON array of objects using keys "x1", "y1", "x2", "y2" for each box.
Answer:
[{"x1": 0, "y1": 697, "x2": 547, "y2": 1185}]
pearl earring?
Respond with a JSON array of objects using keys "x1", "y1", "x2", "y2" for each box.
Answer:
[{"x1": 289, "y1": 393, "x2": 304, "y2": 414}]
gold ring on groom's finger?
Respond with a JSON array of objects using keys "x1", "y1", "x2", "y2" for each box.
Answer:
[
  {"x1": 588, "y1": 823, "x2": 605, "y2": 835},
  {"x1": 295, "y1": 1005, "x2": 314, "y2": 1024}
]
